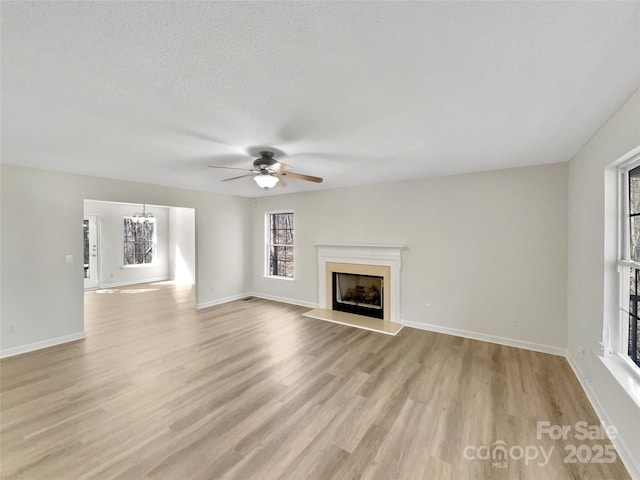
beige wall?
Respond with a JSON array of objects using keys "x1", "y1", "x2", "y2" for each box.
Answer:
[
  {"x1": 251, "y1": 162, "x2": 569, "y2": 350},
  {"x1": 567, "y1": 88, "x2": 640, "y2": 474},
  {"x1": 0, "y1": 165, "x2": 252, "y2": 352}
]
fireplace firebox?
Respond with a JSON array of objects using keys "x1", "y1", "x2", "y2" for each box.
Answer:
[{"x1": 332, "y1": 272, "x2": 383, "y2": 319}]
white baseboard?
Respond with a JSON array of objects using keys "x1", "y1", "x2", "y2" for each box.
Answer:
[
  {"x1": 195, "y1": 293, "x2": 251, "y2": 309},
  {"x1": 193, "y1": 291, "x2": 318, "y2": 311},
  {"x1": 565, "y1": 354, "x2": 640, "y2": 480},
  {"x1": 249, "y1": 292, "x2": 318, "y2": 309},
  {"x1": 402, "y1": 319, "x2": 567, "y2": 357},
  {"x1": 244, "y1": 296, "x2": 564, "y2": 354},
  {"x1": 94, "y1": 277, "x2": 170, "y2": 289},
  {"x1": 196, "y1": 291, "x2": 316, "y2": 311},
  {"x1": 0, "y1": 332, "x2": 86, "y2": 359}
]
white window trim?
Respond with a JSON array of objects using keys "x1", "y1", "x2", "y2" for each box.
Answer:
[
  {"x1": 265, "y1": 210, "x2": 295, "y2": 280},
  {"x1": 607, "y1": 147, "x2": 640, "y2": 407}
]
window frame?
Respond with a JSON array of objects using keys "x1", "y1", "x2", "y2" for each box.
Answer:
[
  {"x1": 123, "y1": 216, "x2": 157, "y2": 268},
  {"x1": 265, "y1": 210, "x2": 295, "y2": 280},
  {"x1": 617, "y1": 155, "x2": 640, "y2": 371}
]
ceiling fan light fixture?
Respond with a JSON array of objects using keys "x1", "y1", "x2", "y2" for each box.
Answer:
[{"x1": 254, "y1": 173, "x2": 279, "y2": 189}]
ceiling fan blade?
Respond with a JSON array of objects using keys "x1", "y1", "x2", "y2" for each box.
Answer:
[
  {"x1": 276, "y1": 177, "x2": 287, "y2": 188},
  {"x1": 222, "y1": 173, "x2": 255, "y2": 182},
  {"x1": 270, "y1": 162, "x2": 293, "y2": 172},
  {"x1": 281, "y1": 171, "x2": 323, "y2": 183},
  {"x1": 208, "y1": 165, "x2": 256, "y2": 172}
]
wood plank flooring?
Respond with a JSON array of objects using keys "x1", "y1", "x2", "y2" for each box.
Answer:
[{"x1": 0, "y1": 282, "x2": 631, "y2": 479}]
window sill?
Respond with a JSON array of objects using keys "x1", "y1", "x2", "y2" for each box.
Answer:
[
  {"x1": 599, "y1": 353, "x2": 640, "y2": 409},
  {"x1": 263, "y1": 275, "x2": 295, "y2": 281},
  {"x1": 122, "y1": 263, "x2": 158, "y2": 269}
]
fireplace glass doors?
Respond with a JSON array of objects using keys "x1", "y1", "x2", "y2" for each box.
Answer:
[{"x1": 332, "y1": 272, "x2": 383, "y2": 319}]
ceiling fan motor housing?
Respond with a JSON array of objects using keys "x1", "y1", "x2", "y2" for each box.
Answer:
[{"x1": 253, "y1": 151, "x2": 277, "y2": 170}]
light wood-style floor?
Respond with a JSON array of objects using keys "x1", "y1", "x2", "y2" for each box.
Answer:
[{"x1": 0, "y1": 283, "x2": 630, "y2": 479}]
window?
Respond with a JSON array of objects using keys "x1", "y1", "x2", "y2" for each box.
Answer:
[
  {"x1": 266, "y1": 212, "x2": 294, "y2": 278},
  {"x1": 618, "y1": 158, "x2": 640, "y2": 368},
  {"x1": 123, "y1": 217, "x2": 156, "y2": 266}
]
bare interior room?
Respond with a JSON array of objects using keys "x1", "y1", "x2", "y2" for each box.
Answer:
[{"x1": 1, "y1": 2, "x2": 639, "y2": 479}]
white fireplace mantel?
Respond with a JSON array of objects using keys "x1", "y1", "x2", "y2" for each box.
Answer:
[{"x1": 314, "y1": 244, "x2": 405, "y2": 323}]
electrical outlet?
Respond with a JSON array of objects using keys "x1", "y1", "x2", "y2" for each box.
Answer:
[
  {"x1": 5, "y1": 323, "x2": 16, "y2": 334},
  {"x1": 425, "y1": 303, "x2": 431, "y2": 310}
]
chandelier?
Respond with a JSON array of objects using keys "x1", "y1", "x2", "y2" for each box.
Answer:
[{"x1": 133, "y1": 204, "x2": 154, "y2": 220}]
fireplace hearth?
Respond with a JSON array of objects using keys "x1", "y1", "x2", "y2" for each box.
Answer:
[{"x1": 332, "y1": 272, "x2": 383, "y2": 319}]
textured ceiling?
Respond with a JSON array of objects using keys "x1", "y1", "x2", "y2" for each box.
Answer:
[{"x1": 2, "y1": 1, "x2": 639, "y2": 197}]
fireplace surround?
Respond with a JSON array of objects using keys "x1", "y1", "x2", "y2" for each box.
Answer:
[{"x1": 315, "y1": 244, "x2": 404, "y2": 324}]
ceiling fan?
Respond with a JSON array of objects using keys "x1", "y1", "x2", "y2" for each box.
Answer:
[{"x1": 208, "y1": 151, "x2": 323, "y2": 190}]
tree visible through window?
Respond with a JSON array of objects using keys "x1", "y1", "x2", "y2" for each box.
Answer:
[
  {"x1": 625, "y1": 166, "x2": 640, "y2": 367},
  {"x1": 267, "y1": 212, "x2": 294, "y2": 278},
  {"x1": 617, "y1": 161, "x2": 640, "y2": 370},
  {"x1": 124, "y1": 217, "x2": 156, "y2": 265}
]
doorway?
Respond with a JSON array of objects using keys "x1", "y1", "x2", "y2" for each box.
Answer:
[
  {"x1": 83, "y1": 200, "x2": 196, "y2": 288},
  {"x1": 83, "y1": 215, "x2": 99, "y2": 289}
]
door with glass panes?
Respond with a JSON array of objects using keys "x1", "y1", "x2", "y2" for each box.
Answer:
[{"x1": 84, "y1": 216, "x2": 99, "y2": 289}]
